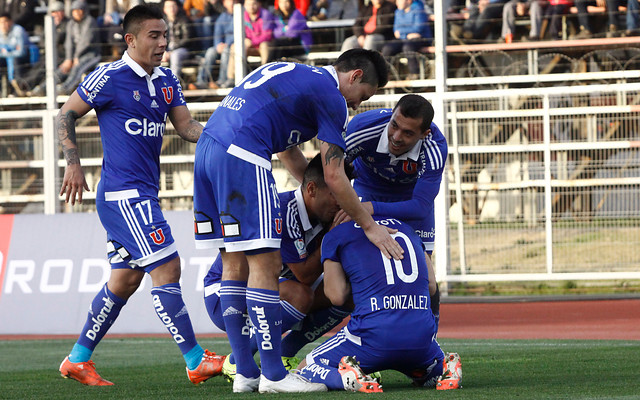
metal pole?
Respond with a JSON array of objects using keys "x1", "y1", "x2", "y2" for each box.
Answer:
[
  {"x1": 232, "y1": 3, "x2": 246, "y2": 85},
  {"x1": 433, "y1": 0, "x2": 451, "y2": 290},
  {"x1": 43, "y1": 14, "x2": 60, "y2": 214}
]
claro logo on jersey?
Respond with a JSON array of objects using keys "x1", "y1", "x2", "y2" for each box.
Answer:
[
  {"x1": 81, "y1": 75, "x2": 110, "y2": 103},
  {"x1": 125, "y1": 113, "x2": 167, "y2": 137}
]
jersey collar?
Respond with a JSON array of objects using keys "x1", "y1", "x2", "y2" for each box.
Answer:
[
  {"x1": 376, "y1": 124, "x2": 423, "y2": 164},
  {"x1": 123, "y1": 51, "x2": 166, "y2": 80},
  {"x1": 322, "y1": 65, "x2": 339, "y2": 88},
  {"x1": 294, "y1": 186, "x2": 313, "y2": 232}
]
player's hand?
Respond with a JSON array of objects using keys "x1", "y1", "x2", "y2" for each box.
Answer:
[
  {"x1": 331, "y1": 209, "x2": 351, "y2": 229},
  {"x1": 364, "y1": 224, "x2": 404, "y2": 260},
  {"x1": 60, "y1": 164, "x2": 89, "y2": 205}
]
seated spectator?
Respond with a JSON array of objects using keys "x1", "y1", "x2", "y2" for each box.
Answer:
[
  {"x1": 269, "y1": 0, "x2": 312, "y2": 61},
  {"x1": 189, "y1": 0, "x2": 234, "y2": 89},
  {"x1": 163, "y1": 0, "x2": 195, "y2": 79},
  {"x1": 501, "y1": 0, "x2": 547, "y2": 42},
  {"x1": 307, "y1": 0, "x2": 330, "y2": 20},
  {"x1": 30, "y1": 0, "x2": 101, "y2": 96},
  {"x1": 327, "y1": 0, "x2": 359, "y2": 19},
  {"x1": 450, "y1": 0, "x2": 508, "y2": 42},
  {"x1": 184, "y1": 0, "x2": 222, "y2": 51},
  {"x1": 542, "y1": 0, "x2": 573, "y2": 40},
  {"x1": 224, "y1": 0, "x2": 274, "y2": 87},
  {"x1": 201, "y1": 0, "x2": 227, "y2": 49},
  {"x1": 99, "y1": 0, "x2": 143, "y2": 61},
  {"x1": 341, "y1": 0, "x2": 396, "y2": 52},
  {"x1": 626, "y1": 0, "x2": 639, "y2": 35},
  {"x1": 0, "y1": 12, "x2": 30, "y2": 97},
  {"x1": 276, "y1": 0, "x2": 312, "y2": 15},
  {"x1": 0, "y1": 0, "x2": 37, "y2": 33},
  {"x1": 14, "y1": 1, "x2": 69, "y2": 97},
  {"x1": 382, "y1": 0, "x2": 431, "y2": 80},
  {"x1": 571, "y1": 0, "x2": 624, "y2": 38}
]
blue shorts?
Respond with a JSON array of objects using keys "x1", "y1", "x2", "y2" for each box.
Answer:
[
  {"x1": 305, "y1": 326, "x2": 444, "y2": 380},
  {"x1": 193, "y1": 135, "x2": 282, "y2": 252},
  {"x1": 96, "y1": 188, "x2": 178, "y2": 272}
]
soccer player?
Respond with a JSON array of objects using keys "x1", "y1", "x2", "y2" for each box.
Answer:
[
  {"x1": 56, "y1": 5, "x2": 225, "y2": 386},
  {"x1": 193, "y1": 49, "x2": 402, "y2": 393},
  {"x1": 297, "y1": 216, "x2": 456, "y2": 392},
  {"x1": 278, "y1": 94, "x2": 448, "y2": 359},
  {"x1": 202, "y1": 153, "x2": 353, "y2": 377}
]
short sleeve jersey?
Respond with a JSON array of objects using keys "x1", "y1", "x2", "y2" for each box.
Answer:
[
  {"x1": 203, "y1": 188, "x2": 324, "y2": 286},
  {"x1": 344, "y1": 108, "x2": 448, "y2": 221},
  {"x1": 201, "y1": 62, "x2": 348, "y2": 167},
  {"x1": 77, "y1": 52, "x2": 186, "y2": 197},
  {"x1": 321, "y1": 217, "x2": 437, "y2": 350}
]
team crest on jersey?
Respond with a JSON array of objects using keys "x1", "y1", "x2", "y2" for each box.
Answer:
[
  {"x1": 149, "y1": 228, "x2": 165, "y2": 244},
  {"x1": 294, "y1": 238, "x2": 307, "y2": 259},
  {"x1": 161, "y1": 87, "x2": 173, "y2": 104},
  {"x1": 402, "y1": 161, "x2": 418, "y2": 174},
  {"x1": 275, "y1": 218, "x2": 282, "y2": 234},
  {"x1": 133, "y1": 90, "x2": 140, "y2": 101}
]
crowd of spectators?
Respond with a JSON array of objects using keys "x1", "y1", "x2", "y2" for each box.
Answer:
[{"x1": 1, "y1": 0, "x2": 638, "y2": 96}]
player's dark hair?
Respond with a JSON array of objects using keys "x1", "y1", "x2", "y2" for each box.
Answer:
[
  {"x1": 303, "y1": 153, "x2": 354, "y2": 189},
  {"x1": 333, "y1": 49, "x2": 389, "y2": 88},
  {"x1": 393, "y1": 94, "x2": 434, "y2": 133},
  {"x1": 123, "y1": 4, "x2": 165, "y2": 37}
]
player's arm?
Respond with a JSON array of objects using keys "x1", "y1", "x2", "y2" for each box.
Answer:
[
  {"x1": 320, "y1": 140, "x2": 404, "y2": 260},
  {"x1": 169, "y1": 105, "x2": 202, "y2": 143},
  {"x1": 285, "y1": 247, "x2": 323, "y2": 286},
  {"x1": 323, "y1": 258, "x2": 350, "y2": 306},
  {"x1": 56, "y1": 91, "x2": 92, "y2": 205},
  {"x1": 277, "y1": 146, "x2": 308, "y2": 183}
]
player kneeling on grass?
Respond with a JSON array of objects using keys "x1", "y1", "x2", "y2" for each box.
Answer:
[{"x1": 296, "y1": 216, "x2": 462, "y2": 392}]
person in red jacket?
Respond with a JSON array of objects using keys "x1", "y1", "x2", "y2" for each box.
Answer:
[{"x1": 341, "y1": 0, "x2": 396, "y2": 52}]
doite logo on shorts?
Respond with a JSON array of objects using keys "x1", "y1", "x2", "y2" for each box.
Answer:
[
  {"x1": 85, "y1": 296, "x2": 116, "y2": 341},
  {"x1": 153, "y1": 295, "x2": 185, "y2": 344},
  {"x1": 251, "y1": 306, "x2": 273, "y2": 350}
]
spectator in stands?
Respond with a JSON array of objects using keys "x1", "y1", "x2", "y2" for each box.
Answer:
[
  {"x1": 269, "y1": 0, "x2": 312, "y2": 61},
  {"x1": 450, "y1": 0, "x2": 508, "y2": 42},
  {"x1": 542, "y1": 0, "x2": 573, "y2": 40},
  {"x1": 276, "y1": 0, "x2": 312, "y2": 16},
  {"x1": 0, "y1": 0, "x2": 37, "y2": 33},
  {"x1": 382, "y1": 0, "x2": 431, "y2": 80},
  {"x1": 341, "y1": 0, "x2": 396, "y2": 52},
  {"x1": 307, "y1": 0, "x2": 330, "y2": 20},
  {"x1": 99, "y1": 0, "x2": 143, "y2": 61},
  {"x1": 163, "y1": 0, "x2": 195, "y2": 79},
  {"x1": 572, "y1": 0, "x2": 625, "y2": 38},
  {"x1": 327, "y1": 0, "x2": 359, "y2": 19},
  {"x1": 626, "y1": 0, "x2": 639, "y2": 35},
  {"x1": 202, "y1": 0, "x2": 227, "y2": 48},
  {"x1": 500, "y1": 0, "x2": 547, "y2": 42},
  {"x1": 29, "y1": 0, "x2": 101, "y2": 96},
  {"x1": 189, "y1": 0, "x2": 234, "y2": 89},
  {"x1": 224, "y1": 0, "x2": 274, "y2": 88},
  {"x1": 0, "y1": 12, "x2": 29, "y2": 96},
  {"x1": 15, "y1": 1, "x2": 69, "y2": 97},
  {"x1": 184, "y1": 0, "x2": 216, "y2": 50}
]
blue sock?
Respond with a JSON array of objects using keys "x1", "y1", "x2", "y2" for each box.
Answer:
[
  {"x1": 242, "y1": 299, "x2": 307, "y2": 360},
  {"x1": 70, "y1": 284, "x2": 126, "y2": 362},
  {"x1": 299, "y1": 363, "x2": 344, "y2": 390},
  {"x1": 246, "y1": 287, "x2": 287, "y2": 381},
  {"x1": 281, "y1": 306, "x2": 350, "y2": 358},
  {"x1": 220, "y1": 281, "x2": 259, "y2": 378},
  {"x1": 150, "y1": 283, "x2": 201, "y2": 369}
]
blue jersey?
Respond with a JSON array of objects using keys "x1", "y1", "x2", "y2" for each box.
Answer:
[
  {"x1": 201, "y1": 62, "x2": 348, "y2": 168},
  {"x1": 321, "y1": 217, "x2": 436, "y2": 350},
  {"x1": 203, "y1": 187, "x2": 324, "y2": 286},
  {"x1": 77, "y1": 52, "x2": 186, "y2": 198},
  {"x1": 345, "y1": 108, "x2": 447, "y2": 222}
]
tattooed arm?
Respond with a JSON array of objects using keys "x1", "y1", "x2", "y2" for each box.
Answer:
[
  {"x1": 56, "y1": 91, "x2": 92, "y2": 205},
  {"x1": 170, "y1": 105, "x2": 202, "y2": 143},
  {"x1": 320, "y1": 140, "x2": 404, "y2": 260}
]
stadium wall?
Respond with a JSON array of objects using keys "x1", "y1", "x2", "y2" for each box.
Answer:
[{"x1": 0, "y1": 211, "x2": 221, "y2": 335}]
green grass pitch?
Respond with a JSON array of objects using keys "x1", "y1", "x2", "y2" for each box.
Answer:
[{"x1": 1, "y1": 337, "x2": 639, "y2": 399}]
